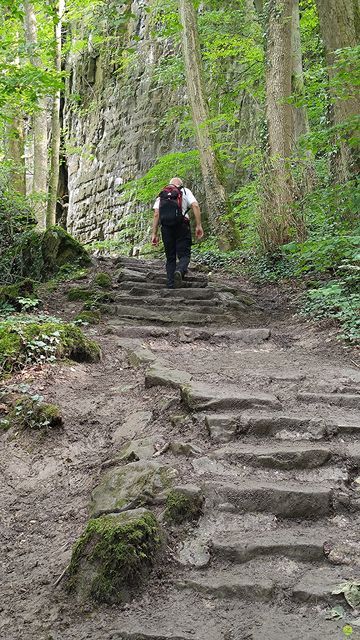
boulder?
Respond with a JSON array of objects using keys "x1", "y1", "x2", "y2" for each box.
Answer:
[
  {"x1": 90, "y1": 460, "x2": 178, "y2": 517},
  {"x1": 67, "y1": 508, "x2": 162, "y2": 603}
]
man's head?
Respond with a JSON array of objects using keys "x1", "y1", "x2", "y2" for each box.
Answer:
[{"x1": 170, "y1": 177, "x2": 183, "y2": 188}]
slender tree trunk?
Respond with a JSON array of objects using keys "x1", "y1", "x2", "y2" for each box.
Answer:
[
  {"x1": 260, "y1": 0, "x2": 295, "y2": 251},
  {"x1": 24, "y1": 0, "x2": 48, "y2": 230},
  {"x1": 47, "y1": 0, "x2": 65, "y2": 228},
  {"x1": 7, "y1": 117, "x2": 26, "y2": 195},
  {"x1": 315, "y1": 0, "x2": 360, "y2": 180},
  {"x1": 179, "y1": 0, "x2": 235, "y2": 250},
  {"x1": 291, "y1": 0, "x2": 309, "y2": 142}
]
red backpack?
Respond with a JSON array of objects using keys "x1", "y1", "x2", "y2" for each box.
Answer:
[{"x1": 158, "y1": 184, "x2": 184, "y2": 226}]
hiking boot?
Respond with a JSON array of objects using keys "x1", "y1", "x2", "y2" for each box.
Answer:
[{"x1": 174, "y1": 271, "x2": 183, "y2": 289}]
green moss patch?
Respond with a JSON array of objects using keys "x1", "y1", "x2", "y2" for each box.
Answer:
[
  {"x1": 68, "y1": 287, "x2": 115, "y2": 304},
  {"x1": 165, "y1": 486, "x2": 204, "y2": 525},
  {"x1": 67, "y1": 509, "x2": 162, "y2": 603},
  {"x1": 0, "y1": 320, "x2": 101, "y2": 378},
  {"x1": 0, "y1": 279, "x2": 36, "y2": 310},
  {"x1": 75, "y1": 310, "x2": 101, "y2": 325},
  {"x1": 94, "y1": 272, "x2": 112, "y2": 288},
  {"x1": 67, "y1": 287, "x2": 96, "y2": 302}
]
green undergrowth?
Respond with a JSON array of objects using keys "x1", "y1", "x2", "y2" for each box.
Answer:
[
  {"x1": 1, "y1": 397, "x2": 62, "y2": 431},
  {"x1": 67, "y1": 510, "x2": 161, "y2": 603},
  {"x1": 2, "y1": 225, "x2": 91, "y2": 285},
  {"x1": 0, "y1": 278, "x2": 39, "y2": 313},
  {"x1": 194, "y1": 232, "x2": 360, "y2": 344},
  {"x1": 0, "y1": 317, "x2": 101, "y2": 378}
]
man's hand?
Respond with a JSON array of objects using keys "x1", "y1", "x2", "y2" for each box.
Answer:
[
  {"x1": 195, "y1": 225, "x2": 204, "y2": 240},
  {"x1": 151, "y1": 234, "x2": 159, "y2": 246}
]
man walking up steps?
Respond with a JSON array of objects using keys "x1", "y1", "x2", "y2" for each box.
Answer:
[{"x1": 151, "y1": 177, "x2": 204, "y2": 289}]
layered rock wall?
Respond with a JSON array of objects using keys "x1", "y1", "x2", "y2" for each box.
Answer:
[{"x1": 65, "y1": 1, "x2": 186, "y2": 245}]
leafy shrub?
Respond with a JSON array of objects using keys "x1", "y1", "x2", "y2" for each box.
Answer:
[{"x1": 302, "y1": 281, "x2": 360, "y2": 344}]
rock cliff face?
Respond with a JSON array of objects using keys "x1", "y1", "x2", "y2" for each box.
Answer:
[{"x1": 65, "y1": 1, "x2": 186, "y2": 245}]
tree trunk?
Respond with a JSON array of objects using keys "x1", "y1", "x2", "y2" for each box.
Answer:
[
  {"x1": 291, "y1": 0, "x2": 309, "y2": 142},
  {"x1": 24, "y1": 0, "x2": 48, "y2": 230},
  {"x1": 315, "y1": 0, "x2": 360, "y2": 180},
  {"x1": 7, "y1": 117, "x2": 26, "y2": 195},
  {"x1": 47, "y1": 0, "x2": 65, "y2": 228},
  {"x1": 179, "y1": 0, "x2": 235, "y2": 250},
  {"x1": 260, "y1": 0, "x2": 295, "y2": 251}
]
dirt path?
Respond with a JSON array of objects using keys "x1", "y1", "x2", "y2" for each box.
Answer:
[{"x1": 1, "y1": 257, "x2": 360, "y2": 640}]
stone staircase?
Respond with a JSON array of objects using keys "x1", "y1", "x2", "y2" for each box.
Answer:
[{"x1": 74, "y1": 258, "x2": 360, "y2": 639}]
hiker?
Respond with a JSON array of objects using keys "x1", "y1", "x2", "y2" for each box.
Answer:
[{"x1": 151, "y1": 177, "x2": 204, "y2": 289}]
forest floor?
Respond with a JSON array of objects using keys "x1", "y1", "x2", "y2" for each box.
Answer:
[{"x1": 1, "y1": 256, "x2": 360, "y2": 640}]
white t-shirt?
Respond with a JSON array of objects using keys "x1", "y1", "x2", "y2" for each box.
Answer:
[{"x1": 154, "y1": 187, "x2": 197, "y2": 221}]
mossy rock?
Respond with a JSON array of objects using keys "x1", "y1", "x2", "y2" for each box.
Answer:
[
  {"x1": 75, "y1": 310, "x2": 101, "y2": 325},
  {"x1": 94, "y1": 272, "x2": 112, "y2": 288},
  {"x1": 90, "y1": 461, "x2": 178, "y2": 518},
  {"x1": 11, "y1": 227, "x2": 91, "y2": 282},
  {"x1": 0, "y1": 321, "x2": 101, "y2": 377},
  {"x1": 9, "y1": 398, "x2": 63, "y2": 430},
  {"x1": 67, "y1": 508, "x2": 162, "y2": 603},
  {"x1": 68, "y1": 288, "x2": 115, "y2": 304},
  {"x1": 165, "y1": 485, "x2": 204, "y2": 525},
  {"x1": 41, "y1": 226, "x2": 91, "y2": 274},
  {"x1": 0, "y1": 278, "x2": 36, "y2": 309},
  {"x1": 67, "y1": 287, "x2": 96, "y2": 302}
]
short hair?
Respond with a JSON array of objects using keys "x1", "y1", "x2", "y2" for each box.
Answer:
[{"x1": 170, "y1": 177, "x2": 183, "y2": 187}]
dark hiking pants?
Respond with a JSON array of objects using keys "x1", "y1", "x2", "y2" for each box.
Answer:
[{"x1": 161, "y1": 221, "x2": 192, "y2": 287}]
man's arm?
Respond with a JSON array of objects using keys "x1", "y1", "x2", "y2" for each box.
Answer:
[
  {"x1": 151, "y1": 208, "x2": 160, "y2": 245},
  {"x1": 191, "y1": 202, "x2": 204, "y2": 239}
]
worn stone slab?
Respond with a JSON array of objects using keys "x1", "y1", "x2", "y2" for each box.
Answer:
[
  {"x1": 298, "y1": 392, "x2": 360, "y2": 409},
  {"x1": 176, "y1": 571, "x2": 275, "y2": 601},
  {"x1": 205, "y1": 413, "x2": 244, "y2": 442},
  {"x1": 206, "y1": 480, "x2": 331, "y2": 518},
  {"x1": 90, "y1": 461, "x2": 178, "y2": 517},
  {"x1": 292, "y1": 567, "x2": 349, "y2": 604},
  {"x1": 102, "y1": 303, "x2": 218, "y2": 325},
  {"x1": 212, "y1": 328, "x2": 271, "y2": 343},
  {"x1": 182, "y1": 382, "x2": 282, "y2": 412},
  {"x1": 212, "y1": 529, "x2": 328, "y2": 563},
  {"x1": 112, "y1": 410, "x2": 153, "y2": 444},
  {"x1": 210, "y1": 443, "x2": 333, "y2": 470},
  {"x1": 117, "y1": 436, "x2": 161, "y2": 461},
  {"x1": 117, "y1": 267, "x2": 147, "y2": 282},
  {"x1": 177, "y1": 537, "x2": 211, "y2": 568},
  {"x1": 146, "y1": 366, "x2": 192, "y2": 390},
  {"x1": 109, "y1": 325, "x2": 171, "y2": 338}
]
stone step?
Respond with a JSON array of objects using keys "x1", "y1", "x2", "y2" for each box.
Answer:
[
  {"x1": 175, "y1": 564, "x2": 353, "y2": 606},
  {"x1": 212, "y1": 528, "x2": 329, "y2": 563},
  {"x1": 182, "y1": 381, "x2": 282, "y2": 412},
  {"x1": 108, "y1": 325, "x2": 271, "y2": 345},
  {"x1": 298, "y1": 391, "x2": 360, "y2": 410},
  {"x1": 204, "y1": 411, "x2": 360, "y2": 443},
  {"x1": 176, "y1": 569, "x2": 275, "y2": 601},
  {"x1": 119, "y1": 279, "x2": 208, "y2": 290},
  {"x1": 205, "y1": 479, "x2": 332, "y2": 518},
  {"x1": 118, "y1": 285, "x2": 218, "y2": 299},
  {"x1": 101, "y1": 304, "x2": 228, "y2": 325},
  {"x1": 113, "y1": 294, "x2": 221, "y2": 309},
  {"x1": 292, "y1": 566, "x2": 357, "y2": 604},
  {"x1": 209, "y1": 443, "x2": 333, "y2": 470}
]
